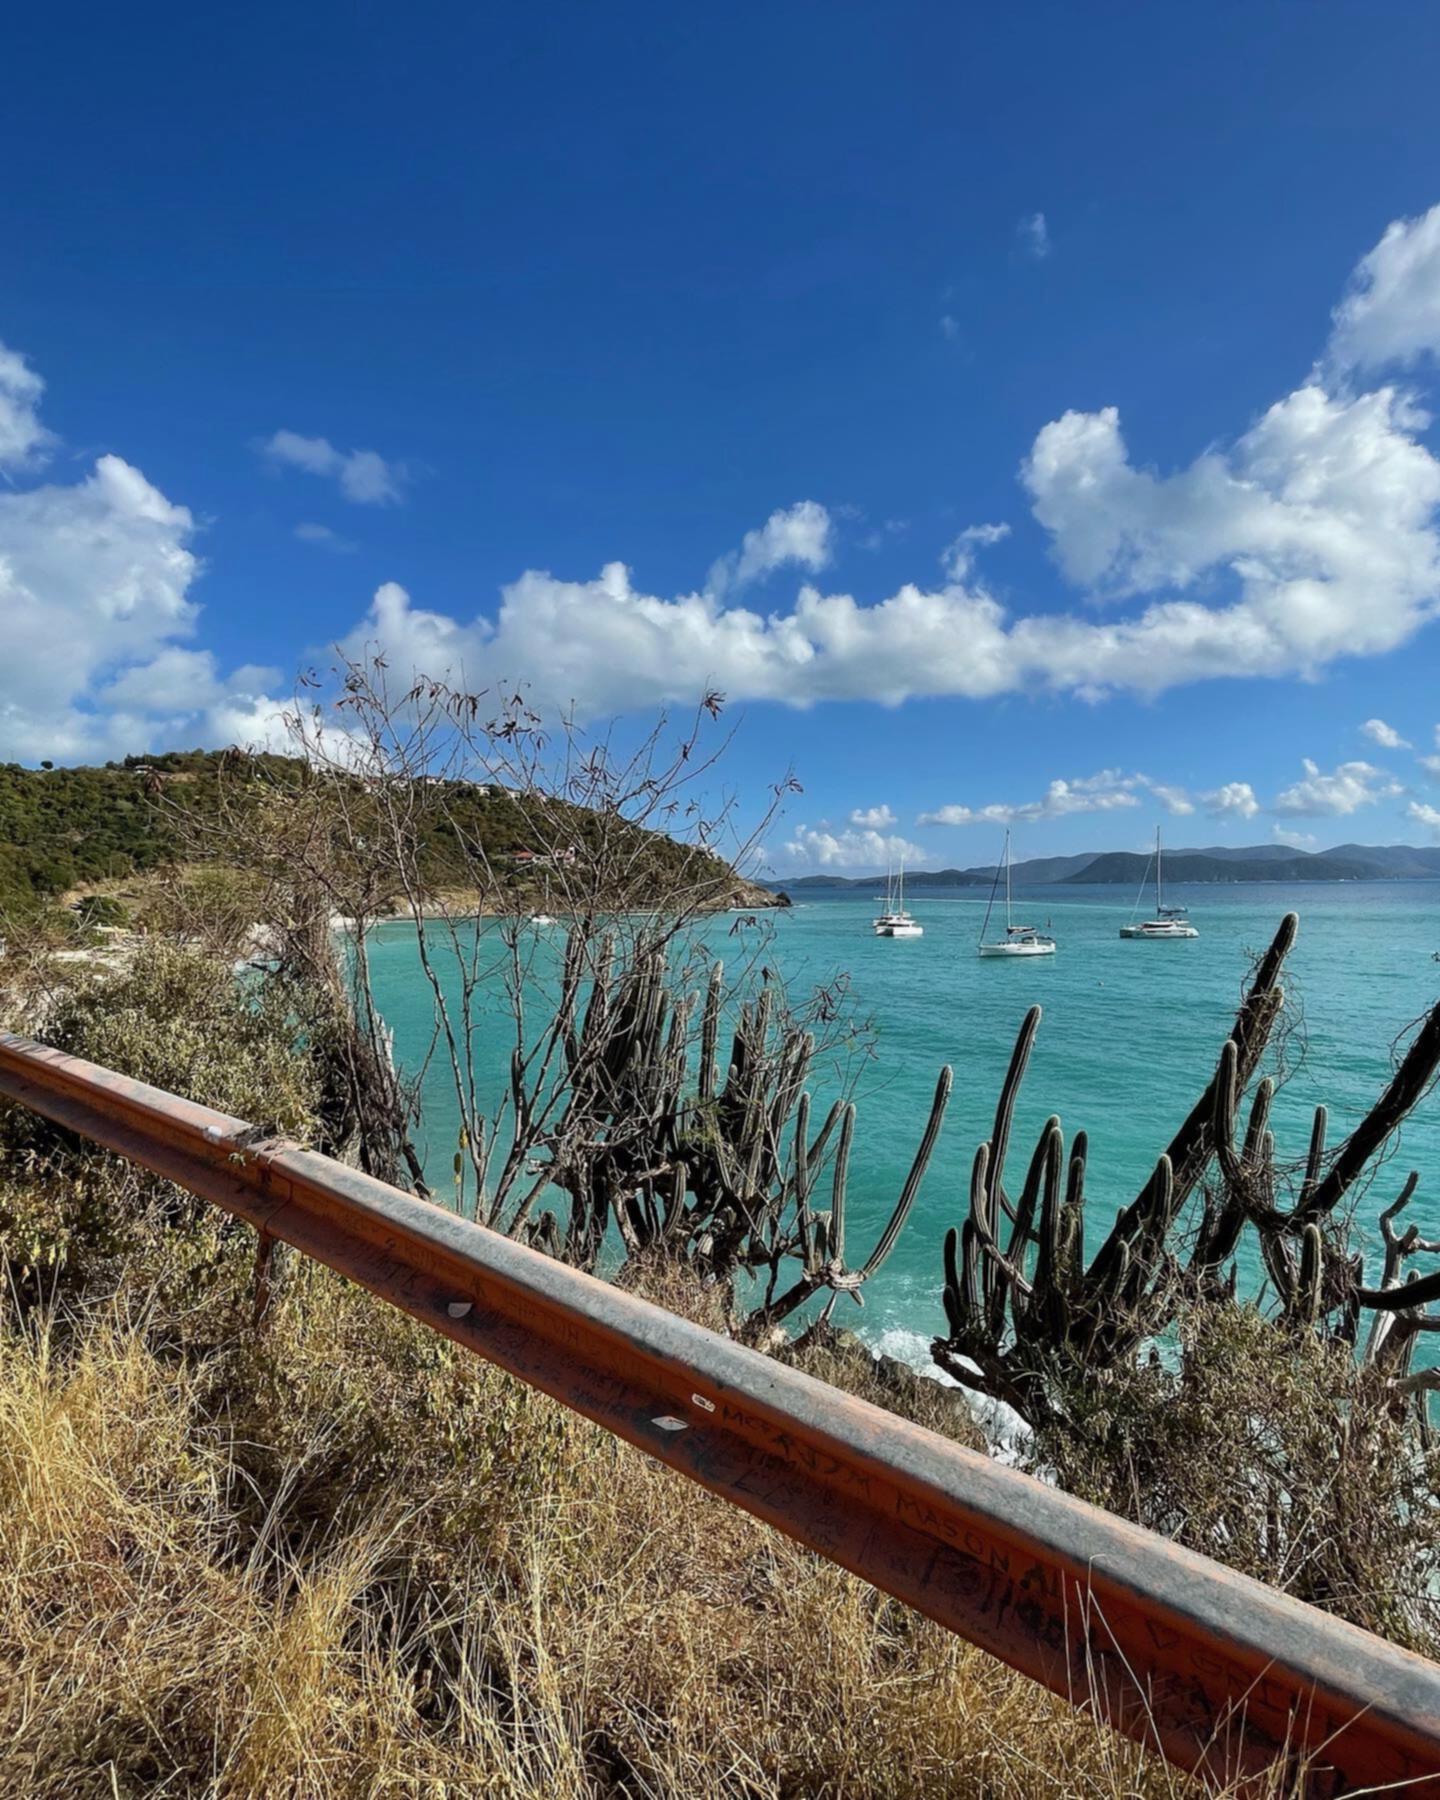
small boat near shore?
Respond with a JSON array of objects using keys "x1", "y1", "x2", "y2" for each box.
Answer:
[
  {"x1": 978, "y1": 831, "x2": 1056, "y2": 957},
  {"x1": 528, "y1": 876, "x2": 557, "y2": 927}
]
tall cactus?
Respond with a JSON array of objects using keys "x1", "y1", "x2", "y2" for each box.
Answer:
[
  {"x1": 747, "y1": 1066, "x2": 953, "y2": 1333},
  {"x1": 531, "y1": 934, "x2": 954, "y2": 1339},
  {"x1": 932, "y1": 911, "x2": 1440, "y2": 1427}
]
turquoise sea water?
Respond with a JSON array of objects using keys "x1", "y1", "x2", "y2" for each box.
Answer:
[{"x1": 365, "y1": 881, "x2": 1440, "y2": 1364}]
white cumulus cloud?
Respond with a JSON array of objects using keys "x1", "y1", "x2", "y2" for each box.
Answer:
[
  {"x1": 15, "y1": 198, "x2": 1440, "y2": 767},
  {"x1": 1142, "y1": 780, "x2": 1196, "y2": 816},
  {"x1": 1022, "y1": 382, "x2": 1440, "y2": 691},
  {"x1": 940, "y1": 521, "x2": 1010, "y2": 582},
  {"x1": 708, "y1": 500, "x2": 832, "y2": 595},
  {"x1": 261, "y1": 429, "x2": 406, "y2": 505},
  {"x1": 779, "y1": 822, "x2": 926, "y2": 873},
  {"x1": 918, "y1": 770, "x2": 1142, "y2": 828},
  {"x1": 0, "y1": 455, "x2": 204, "y2": 761},
  {"x1": 348, "y1": 396, "x2": 1440, "y2": 718},
  {"x1": 848, "y1": 804, "x2": 897, "y2": 829},
  {"x1": 320, "y1": 206, "x2": 1440, "y2": 720},
  {"x1": 0, "y1": 339, "x2": 55, "y2": 474},
  {"x1": 0, "y1": 346, "x2": 301, "y2": 762},
  {"x1": 1328, "y1": 202, "x2": 1440, "y2": 375},
  {"x1": 1272, "y1": 758, "x2": 1403, "y2": 817},
  {"x1": 1200, "y1": 781, "x2": 1261, "y2": 820},
  {"x1": 341, "y1": 561, "x2": 1023, "y2": 716},
  {"x1": 1361, "y1": 717, "x2": 1410, "y2": 749}
]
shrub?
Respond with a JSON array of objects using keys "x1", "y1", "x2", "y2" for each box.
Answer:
[
  {"x1": 72, "y1": 894, "x2": 129, "y2": 929},
  {"x1": 1026, "y1": 1302, "x2": 1440, "y2": 1656},
  {"x1": 0, "y1": 942, "x2": 317, "y2": 1306}
]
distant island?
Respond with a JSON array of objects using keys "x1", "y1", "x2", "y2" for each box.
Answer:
[{"x1": 771, "y1": 842, "x2": 1440, "y2": 890}]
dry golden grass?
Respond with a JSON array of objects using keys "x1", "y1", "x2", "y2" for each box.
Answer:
[
  {"x1": 0, "y1": 1261, "x2": 1234, "y2": 1800},
  {"x1": 0, "y1": 937, "x2": 1411, "y2": 1794}
]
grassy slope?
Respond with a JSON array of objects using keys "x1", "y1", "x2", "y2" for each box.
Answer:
[
  {"x1": 0, "y1": 1271, "x2": 1202, "y2": 1800},
  {"x1": 0, "y1": 943, "x2": 1194, "y2": 1798},
  {"x1": 0, "y1": 916, "x2": 1405, "y2": 1794}
]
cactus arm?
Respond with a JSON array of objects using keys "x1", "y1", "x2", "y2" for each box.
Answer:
[
  {"x1": 1151, "y1": 914, "x2": 1296, "y2": 1210},
  {"x1": 1060, "y1": 1130, "x2": 1088, "y2": 1282},
  {"x1": 1358, "y1": 1265, "x2": 1440, "y2": 1310},
  {"x1": 1007, "y1": 1115, "x2": 1059, "y2": 1266},
  {"x1": 1295, "y1": 1221, "x2": 1323, "y2": 1326},
  {"x1": 1261, "y1": 1230, "x2": 1297, "y2": 1310},
  {"x1": 858, "y1": 1065, "x2": 953, "y2": 1278},
  {"x1": 1297, "y1": 1105, "x2": 1328, "y2": 1214},
  {"x1": 987, "y1": 1007, "x2": 1041, "y2": 1224},
  {"x1": 793, "y1": 1091, "x2": 817, "y2": 1274},
  {"x1": 1304, "y1": 1002, "x2": 1440, "y2": 1219},
  {"x1": 960, "y1": 1217, "x2": 982, "y2": 1316},
  {"x1": 967, "y1": 1147, "x2": 1034, "y2": 1303},
  {"x1": 942, "y1": 1224, "x2": 965, "y2": 1335},
  {"x1": 1032, "y1": 1119, "x2": 1065, "y2": 1298},
  {"x1": 1242, "y1": 1076, "x2": 1274, "y2": 1164},
  {"x1": 830, "y1": 1102, "x2": 854, "y2": 1266}
]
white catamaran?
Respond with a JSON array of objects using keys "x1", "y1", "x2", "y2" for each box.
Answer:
[
  {"x1": 873, "y1": 859, "x2": 923, "y2": 937},
  {"x1": 1120, "y1": 829, "x2": 1199, "y2": 939},
  {"x1": 977, "y1": 831, "x2": 1056, "y2": 958}
]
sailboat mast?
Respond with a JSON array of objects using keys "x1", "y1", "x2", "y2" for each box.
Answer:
[
  {"x1": 1005, "y1": 830, "x2": 1013, "y2": 929},
  {"x1": 978, "y1": 839, "x2": 1002, "y2": 945},
  {"x1": 1155, "y1": 827, "x2": 1163, "y2": 912}
]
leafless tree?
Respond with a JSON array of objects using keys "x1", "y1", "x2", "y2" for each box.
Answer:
[{"x1": 168, "y1": 656, "x2": 951, "y2": 1333}]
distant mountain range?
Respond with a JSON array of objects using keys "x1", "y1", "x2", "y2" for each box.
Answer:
[{"x1": 772, "y1": 842, "x2": 1440, "y2": 890}]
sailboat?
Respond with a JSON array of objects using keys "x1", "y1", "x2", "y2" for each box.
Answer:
[
  {"x1": 1120, "y1": 829, "x2": 1198, "y2": 939},
  {"x1": 873, "y1": 858, "x2": 923, "y2": 937},
  {"x1": 978, "y1": 830, "x2": 1056, "y2": 957},
  {"x1": 528, "y1": 873, "x2": 556, "y2": 927}
]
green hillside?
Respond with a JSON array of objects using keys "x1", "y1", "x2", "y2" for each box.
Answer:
[
  {"x1": 1067, "y1": 849, "x2": 1379, "y2": 885},
  {"x1": 0, "y1": 752, "x2": 245, "y2": 912},
  {"x1": 0, "y1": 750, "x2": 757, "y2": 918}
]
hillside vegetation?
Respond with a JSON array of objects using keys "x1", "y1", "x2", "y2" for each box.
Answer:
[
  {"x1": 0, "y1": 749, "x2": 768, "y2": 919},
  {"x1": 1067, "y1": 848, "x2": 1379, "y2": 884}
]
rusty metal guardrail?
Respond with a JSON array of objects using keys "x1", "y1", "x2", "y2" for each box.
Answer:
[{"x1": 2, "y1": 1029, "x2": 1439, "y2": 1795}]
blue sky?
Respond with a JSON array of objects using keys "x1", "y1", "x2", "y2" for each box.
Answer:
[{"x1": 5, "y1": 2, "x2": 1440, "y2": 872}]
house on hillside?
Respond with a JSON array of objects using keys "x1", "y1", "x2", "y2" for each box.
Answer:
[{"x1": 510, "y1": 845, "x2": 579, "y2": 868}]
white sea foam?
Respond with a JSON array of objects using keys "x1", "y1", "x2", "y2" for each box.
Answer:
[
  {"x1": 865, "y1": 1325, "x2": 957, "y2": 1383},
  {"x1": 860, "y1": 1326, "x2": 1033, "y2": 1465}
]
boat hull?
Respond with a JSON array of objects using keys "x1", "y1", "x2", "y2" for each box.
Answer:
[
  {"x1": 978, "y1": 941, "x2": 1055, "y2": 957},
  {"x1": 1119, "y1": 923, "x2": 1199, "y2": 939},
  {"x1": 875, "y1": 923, "x2": 923, "y2": 937}
]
